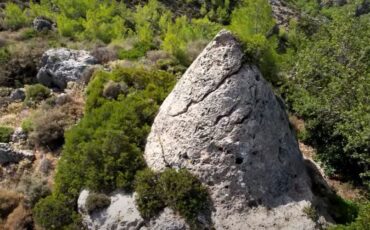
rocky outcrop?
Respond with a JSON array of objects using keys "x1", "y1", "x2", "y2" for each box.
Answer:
[
  {"x1": 9, "y1": 88, "x2": 25, "y2": 101},
  {"x1": 0, "y1": 143, "x2": 34, "y2": 165},
  {"x1": 78, "y1": 190, "x2": 144, "y2": 230},
  {"x1": 144, "y1": 30, "x2": 327, "y2": 229},
  {"x1": 37, "y1": 48, "x2": 97, "y2": 89}
]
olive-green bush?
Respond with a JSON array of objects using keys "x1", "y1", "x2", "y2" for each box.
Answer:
[
  {"x1": 34, "y1": 68, "x2": 175, "y2": 229},
  {"x1": 24, "y1": 84, "x2": 51, "y2": 104},
  {"x1": 283, "y1": 3, "x2": 370, "y2": 188},
  {"x1": 330, "y1": 202, "x2": 370, "y2": 230},
  {"x1": 2, "y1": 3, "x2": 29, "y2": 30},
  {"x1": 85, "y1": 193, "x2": 111, "y2": 214},
  {"x1": 135, "y1": 168, "x2": 210, "y2": 227},
  {"x1": 0, "y1": 126, "x2": 14, "y2": 143}
]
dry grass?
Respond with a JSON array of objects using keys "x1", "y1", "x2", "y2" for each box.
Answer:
[
  {"x1": 4, "y1": 203, "x2": 33, "y2": 230},
  {"x1": 0, "y1": 189, "x2": 21, "y2": 219}
]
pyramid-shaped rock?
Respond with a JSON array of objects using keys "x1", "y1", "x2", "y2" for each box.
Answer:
[{"x1": 145, "y1": 30, "x2": 325, "y2": 229}]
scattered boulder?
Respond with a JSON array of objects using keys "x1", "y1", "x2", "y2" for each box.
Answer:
[
  {"x1": 9, "y1": 88, "x2": 25, "y2": 101},
  {"x1": 37, "y1": 48, "x2": 98, "y2": 89},
  {"x1": 55, "y1": 93, "x2": 71, "y2": 106},
  {"x1": 144, "y1": 30, "x2": 328, "y2": 229},
  {"x1": 11, "y1": 127, "x2": 27, "y2": 143},
  {"x1": 33, "y1": 17, "x2": 53, "y2": 32},
  {"x1": 78, "y1": 190, "x2": 145, "y2": 230},
  {"x1": 355, "y1": 0, "x2": 370, "y2": 16},
  {"x1": 0, "y1": 143, "x2": 34, "y2": 165}
]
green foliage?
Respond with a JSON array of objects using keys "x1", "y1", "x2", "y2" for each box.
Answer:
[
  {"x1": 0, "y1": 126, "x2": 14, "y2": 143},
  {"x1": 135, "y1": 169, "x2": 165, "y2": 219},
  {"x1": 34, "y1": 68, "x2": 176, "y2": 228},
  {"x1": 2, "y1": 3, "x2": 29, "y2": 30},
  {"x1": 118, "y1": 41, "x2": 154, "y2": 60},
  {"x1": 162, "y1": 17, "x2": 221, "y2": 65},
  {"x1": 0, "y1": 48, "x2": 10, "y2": 64},
  {"x1": 85, "y1": 193, "x2": 111, "y2": 213},
  {"x1": 33, "y1": 195, "x2": 74, "y2": 230},
  {"x1": 135, "y1": 168, "x2": 210, "y2": 226},
  {"x1": 284, "y1": 4, "x2": 370, "y2": 188},
  {"x1": 24, "y1": 84, "x2": 51, "y2": 104},
  {"x1": 330, "y1": 202, "x2": 370, "y2": 230}
]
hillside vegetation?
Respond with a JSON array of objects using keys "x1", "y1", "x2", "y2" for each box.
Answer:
[{"x1": 0, "y1": 0, "x2": 369, "y2": 229}]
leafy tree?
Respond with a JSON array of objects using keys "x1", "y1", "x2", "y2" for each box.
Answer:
[{"x1": 284, "y1": 3, "x2": 370, "y2": 188}]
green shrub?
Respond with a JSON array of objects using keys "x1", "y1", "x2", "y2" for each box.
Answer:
[
  {"x1": 2, "y1": 3, "x2": 29, "y2": 30},
  {"x1": 85, "y1": 193, "x2": 111, "y2": 213},
  {"x1": 118, "y1": 41, "x2": 154, "y2": 60},
  {"x1": 0, "y1": 48, "x2": 10, "y2": 64},
  {"x1": 24, "y1": 84, "x2": 51, "y2": 104},
  {"x1": 33, "y1": 195, "x2": 74, "y2": 230},
  {"x1": 135, "y1": 168, "x2": 210, "y2": 226},
  {"x1": 330, "y1": 202, "x2": 370, "y2": 230},
  {"x1": 34, "y1": 68, "x2": 176, "y2": 228},
  {"x1": 0, "y1": 126, "x2": 14, "y2": 143},
  {"x1": 135, "y1": 169, "x2": 165, "y2": 219},
  {"x1": 283, "y1": 4, "x2": 370, "y2": 188},
  {"x1": 158, "y1": 169, "x2": 209, "y2": 223}
]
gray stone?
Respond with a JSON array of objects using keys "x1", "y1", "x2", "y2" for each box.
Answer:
[
  {"x1": 144, "y1": 208, "x2": 189, "y2": 230},
  {"x1": 9, "y1": 88, "x2": 25, "y2": 101},
  {"x1": 144, "y1": 30, "x2": 326, "y2": 229},
  {"x1": 33, "y1": 17, "x2": 53, "y2": 32},
  {"x1": 37, "y1": 48, "x2": 98, "y2": 89},
  {"x1": 11, "y1": 127, "x2": 27, "y2": 143},
  {"x1": 78, "y1": 190, "x2": 145, "y2": 230},
  {"x1": 356, "y1": 0, "x2": 370, "y2": 17},
  {"x1": 0, "y1": 143, "x2": 35, "y2": 165}
]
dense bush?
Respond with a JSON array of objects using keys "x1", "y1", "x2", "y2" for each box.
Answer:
[
  {"x1": 135, "y1": 169, "x2": 210, "y2": 226},
  {"x1": 331, "y1": 202, "x2": 370, "y2": 230},
  {"x1": 85, "y1": 193, "x2": 111, "y2": 213},
  {"x1": 0, "y1": 126, "x2": 14, "y2": 143},
  {"x1": 33, "y1": 195, "x2": 74, "y2": 230},
  {"x1": 24, "y1": 84, "x2": 51, "y2": 104},
  {"x1": 283, "y1": 3, "x2": 370, "y2": 188},
  {"x1": 34, "y1": 68, "x2": 175, "y2": 229}
]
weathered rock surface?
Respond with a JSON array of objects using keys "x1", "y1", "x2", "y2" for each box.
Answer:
[
  {"x1": 0, "y1": 143, "x2": 34, "y2": 165},
  {"x1": 142, "y1": 208, "x2": 189, "y2": 230},
  {"x1": 355, "y1": 0, "x2": 370, "y2": 16},
  {"x1": 33, "y1": 17, "x2": 53, "y2": 32},
  {"x1": 144, "y1": 30, "x2": 325, "y2": 229},
  {"x1": 9, "y1": 88, "x2": 25, "y2": 101},
  {"x1": 78, "y1": 190, "x2": 144, "y2": 230},
  {"x1": 37, "y1": 48, "x2": 97, "y2": 89}
]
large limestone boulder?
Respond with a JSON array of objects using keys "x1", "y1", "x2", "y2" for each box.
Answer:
[
  {"x1": 37, "y1": 48, "x2": 97, "y2": 89},
  {"x1": 144, "y1": 30, "x2": 326, "y2": 229}
]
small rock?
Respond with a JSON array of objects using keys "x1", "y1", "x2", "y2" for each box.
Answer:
[
  {"x1": 37, "y1": 48, "x2": 98, "y2": 89},
  {"x1": 55, "y1": 93, "x2": 71, "y2": 106},
  {"x1": 0, "y1": 143, "x2": 35, "y2": 165},
  {"x1": 11, "y1": 127, "x2": 27, "y2": 143},
  {"x1": 10, "y1": 88, "x2": 26, "y2": 101},
  {"x1": 33, "y1": 17, "x2": 53, "y2": 32},
  {"x1": 145, "y1": 208, "x2": 189, "y2": 230}
]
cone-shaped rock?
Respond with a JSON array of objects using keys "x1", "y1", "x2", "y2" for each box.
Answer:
[{"x1": 145, "y1": 30, "x2": 324, "y2": 229}]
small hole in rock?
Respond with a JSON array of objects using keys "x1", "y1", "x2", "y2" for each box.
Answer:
[
  {"x1": 235, "y1": 157, "x2": 243, "y2": 164},
  {"x1": 255, "y1": 74, "x2": 260, "y2": 81}
]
